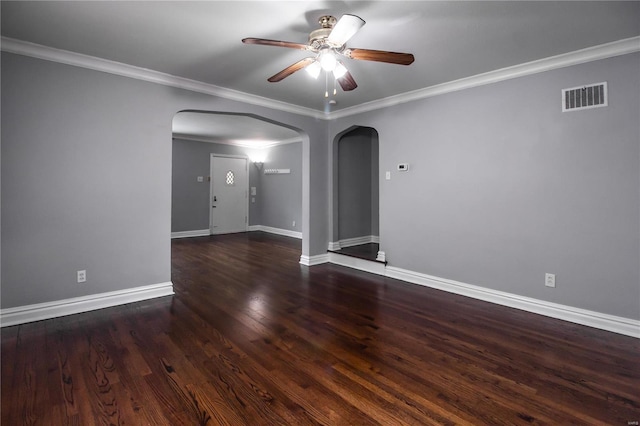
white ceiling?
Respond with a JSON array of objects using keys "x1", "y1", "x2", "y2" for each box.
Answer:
[{"x1": 2, "y1": 1, "x2": 639, "y2": 143}]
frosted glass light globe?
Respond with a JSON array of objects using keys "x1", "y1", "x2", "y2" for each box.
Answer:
[{"x1": 319, "y1": 51, "x2": 337, "y2": 72}]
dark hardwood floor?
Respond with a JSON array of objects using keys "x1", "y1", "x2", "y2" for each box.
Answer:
[{"x1": 2, "y1": 232, "x2": 639, "y2": 425}]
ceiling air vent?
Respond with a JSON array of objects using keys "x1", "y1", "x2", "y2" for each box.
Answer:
[{"x1": 562, "y1": 82, "x2": 607, "y2": 112}]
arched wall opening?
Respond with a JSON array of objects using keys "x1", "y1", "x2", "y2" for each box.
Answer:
[{"x1": 171, "y1": 110, "x2": 306, "y2": 255}]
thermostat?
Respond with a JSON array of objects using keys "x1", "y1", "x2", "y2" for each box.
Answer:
[{"x1": 397, "y1": 163, "x2": 409, "y2": 171}]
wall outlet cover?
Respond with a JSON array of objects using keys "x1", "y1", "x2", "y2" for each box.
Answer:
[{"x1": 545, "y1": 273, "x2": 556, "y2": 288}]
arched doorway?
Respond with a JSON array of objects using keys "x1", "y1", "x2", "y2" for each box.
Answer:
[{"x1": 170, "y1": 110, "x2": 305, "y2": 250}]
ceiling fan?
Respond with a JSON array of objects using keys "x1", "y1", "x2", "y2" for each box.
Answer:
[{"x1": 242, "y1": 14, "x2": 415, "y2": 93}]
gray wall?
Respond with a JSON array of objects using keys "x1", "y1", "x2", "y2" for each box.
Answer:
[
  {"x1": 259, "y1": 142, "x2": 302, "y2": 232},
  {"x1": 332, "y1": 53, "x2": 640, "y2": 320},
  {"x1": 1, "y1": 52, "x2": 329, "y2": 309},
  {"x1": 2, "y1": 48, "x2": 637, "y2": 323},
  {"x1": 171, "y1": 138, "x2": 301, "y2": 233},
  {"x1": 337, "y1": 127, "x2": 379, "y2": 240},
  {"x1": 171, "y1": 138, "x2": 258, "y2": 232}
]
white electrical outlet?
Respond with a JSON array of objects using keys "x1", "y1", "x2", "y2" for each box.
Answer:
[
  {"x1": 77, "y1": 270, "x2": 87, "y2": 283},
  {"x1": 292, "y1": 220, "x2": 296, "y2": 227},
  {"x1": 545, "y1": 273, "x2": 556, "y2": 288}
]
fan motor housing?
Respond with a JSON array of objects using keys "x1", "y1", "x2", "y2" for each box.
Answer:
[{"x1": 308, "y1": 28, "x2": 332, "y2": 46}]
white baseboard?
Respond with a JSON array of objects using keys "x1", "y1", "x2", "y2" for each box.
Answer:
[
  {"x1": 171, "y1": 229, "x2": 210, "y2": 239},
  {"x1": 316, "y1": 255, "x2": 639, "y2": 338},
  {"x1": 328, "y1": 241, "x2": 341, "y2": 251},
  {"x1": 328, "y1": 252, "x2": 386, "y2": 275},
  {"x1": 250, "y1": 225, "x2": 302, "y2": 239},
  {"x1": 385, "y1": 266, "x2": 640, "y2": 338},
  {"x1": 328, "y1": 235, "x2": 379, "y2": 250},
  {"x1": 300, "y1": 254, "x2": 330, "y2": 266},
  {"x1": 0, "y1": 282, "x2": 175, "y2": 327}
]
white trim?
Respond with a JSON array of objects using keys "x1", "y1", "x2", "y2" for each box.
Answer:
[
  {"x1": 209, "y1": 229, "x2": 248, "y2": 235},
  {"x1": 0, "y1": 282, "x2": 174, "y2": 327},
  {"x1": 328, "y1": 252, "x2": 386, "y2": 276},
  {"x1": 250, "y1": 225, "x2": 302, "y2": 239},
  {"x1": 328, "y1": 241, "x2": 341, "y2": 251},
  {"x1": 339, "y1": 236, "x2": 371, "y2": 248},
  {"x1": 328, "y1": 36, "x2": 640, "y2": 120},
  {"x1": 385, "y1": 266, "x2": 640, "y2": 339},
  {"x1": 171, "y1": 229, "x2": 210, "y2": 239},
  {"x1": 3, "y1": 36, "x2": 637, "y2": 120},
  {"x1": 0, "y1": 37, "x2": 325, "y2": 120},
  {"x1": 328, "y1": 235, "x2": 379, "y2": 250},
  {"x1": 299, "y1": 254, "x2": 329, "y2": 266},
  {"x1": 314, "y1": 257, "x2": 639, "y2": 337}
]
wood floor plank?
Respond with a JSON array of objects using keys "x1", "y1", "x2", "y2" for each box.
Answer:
[{"x1": 2, "y1": 232, "x2": 639, "y2": 425}]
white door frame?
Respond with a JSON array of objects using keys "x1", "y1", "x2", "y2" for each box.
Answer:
[{"x1": 209, "y1": 154, "x2": 250, "y2": 235}]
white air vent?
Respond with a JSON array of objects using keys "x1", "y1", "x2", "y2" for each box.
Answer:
[{"x1": 562, "y1": 82, "x2": 607, "y2": 112}]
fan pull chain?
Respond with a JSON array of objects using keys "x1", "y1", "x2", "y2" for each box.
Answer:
[
  {"x1": 333, "y1": 78, "x2": 337, "y2": 96},
  {"x1": 324, "y1": 72, "x2": 329, "y2": 98}
]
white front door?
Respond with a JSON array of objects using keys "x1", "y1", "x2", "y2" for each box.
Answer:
[{"x1": 210, "y1": 155, "x2": 248, "y2": 235}]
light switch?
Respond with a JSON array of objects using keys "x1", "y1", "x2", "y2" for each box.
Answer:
[
  {"x1": 197, "y1": 176, "x2": 204, "y2": 182},
  {"x1": 251, "y1": 187, "x2": 257, "y2": 196},
  {"x1": 385, "y1": 171, "x2": 391, "y2": 180}
]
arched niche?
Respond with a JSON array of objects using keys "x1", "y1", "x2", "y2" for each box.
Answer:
[{"x1": 330, "y1": 126, "x2": 380, "y2": 259}]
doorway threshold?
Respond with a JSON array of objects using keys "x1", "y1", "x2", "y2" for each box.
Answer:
[{"x1": 327, "y1": 251, "x2": 386, "y2": 276}]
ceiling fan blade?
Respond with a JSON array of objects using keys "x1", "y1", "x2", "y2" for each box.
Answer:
[
  {"x1": 337, "y1": 71, "x2": 357, "y2": 91},
  {"x1": 344, "y1": 48, "x2": 415, "y2": 65},
  {"x1": 267, "y1": 57, "x2": 315, "y2": 82},
  {"x1": 242, "y1": 38, "x2": 309, "y2": 51},
  {"x1": 327, "y1": 14, "x2": 365, "y2": 46}
]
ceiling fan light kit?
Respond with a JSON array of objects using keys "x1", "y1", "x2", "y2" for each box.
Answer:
[
  {"x1": 319, "y1": 49, "x2": 337, "y2": 71},
  {"x1": 333, "y1": 61, "x2": 348, "y2": 79},
  {"x1": 242, "y1": 14, "x2": 415, "y2": 97},
  {"x1": 305, "y1": 61, "x2": 322, "y2": 79}
]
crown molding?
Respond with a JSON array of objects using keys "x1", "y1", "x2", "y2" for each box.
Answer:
[
  {"x1": 328, "y1": 36, "x2": 640, "y2": 120},
  {"x1": 3, "y1": 36, "x2": 638, "y2": 121},
  {"x1": 0, "y1": 37, "x2": 327, "y2": 120}
]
